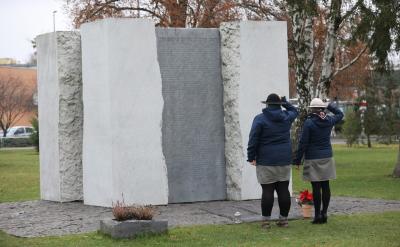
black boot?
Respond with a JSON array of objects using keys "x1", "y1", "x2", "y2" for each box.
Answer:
[
  {"x1": 312, "y1": 214, "x2": 322, "y2": 224},
  {"x1": 321, "y1": 211, "x2": 328, "y2": 224}
]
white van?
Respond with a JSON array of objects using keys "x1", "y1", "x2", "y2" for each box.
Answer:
[{"x1": 5, "y1": 126, "x2": 34, "y2": 137}]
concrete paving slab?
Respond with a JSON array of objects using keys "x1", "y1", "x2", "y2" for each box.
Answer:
[{"x1": 0, "y1": 197, "x2": 399, "y2": 237}]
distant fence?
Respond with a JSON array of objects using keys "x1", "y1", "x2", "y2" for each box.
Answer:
[{"x1": 0, "y1": 137, "x2": 33, "y2": 148}]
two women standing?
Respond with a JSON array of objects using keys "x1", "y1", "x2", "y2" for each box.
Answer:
[{"x1": 247, "y1": 94, "x2": 343, "y2": 228}]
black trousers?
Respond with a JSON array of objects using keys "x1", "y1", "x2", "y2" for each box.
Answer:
[
  {"x1": 311, "y1": 180, "x2": 331, "y2": 216},
  {"x1": 260, "y1": 181, "x2": 291, "y2": 217}
]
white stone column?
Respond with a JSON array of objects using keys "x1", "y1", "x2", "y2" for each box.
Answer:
[
  {"x1": 36, "y1": 32, "x2": 83, "y2": 202},
  {"x1": 81, "y1": 19, "x2": 168, "y2": 207},
  {"x1": 220, "y1": 21, "x2": 291, "y2": 200}
]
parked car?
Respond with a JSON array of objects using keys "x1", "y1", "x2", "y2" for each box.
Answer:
[{"x1": 5, "y1": 126, "x2": 34, "y2": 137}]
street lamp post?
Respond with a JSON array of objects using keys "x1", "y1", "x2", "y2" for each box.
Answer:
[{"x1": 53, "y1": 11, "x2": 57, "y2": 32}]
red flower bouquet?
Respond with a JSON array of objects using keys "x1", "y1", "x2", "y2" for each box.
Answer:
[{"x1": 297, "y1": 189, "x2": 314, "y2": 206}]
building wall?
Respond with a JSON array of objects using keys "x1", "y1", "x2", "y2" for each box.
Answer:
[{"x1": 0, "y1": 58, "x2": 17, "y2": 65}]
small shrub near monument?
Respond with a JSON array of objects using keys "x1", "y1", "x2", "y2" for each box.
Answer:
[
  {"x1": 112, "y1": 200, "x2": 155, "y2": 221},
  {"x1": 101, "y1": 200, "x2": 167, "y2": 239}
]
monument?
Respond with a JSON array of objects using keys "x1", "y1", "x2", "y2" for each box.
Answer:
[{"x1": 36, "y1": 19, "x2": 290, "y2": 207}]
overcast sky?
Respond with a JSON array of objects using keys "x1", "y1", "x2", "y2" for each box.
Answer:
[
  {"x1": 0, "y1": 0, "x2": 399, "y2": 67},
  {"x1": 0, "y1": 0, "x2": 71, "y2": 63}
]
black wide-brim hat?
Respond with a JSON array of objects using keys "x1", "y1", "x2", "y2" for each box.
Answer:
[{"x1": 261, "y1": 93, "x2": 283, "y2": 104}]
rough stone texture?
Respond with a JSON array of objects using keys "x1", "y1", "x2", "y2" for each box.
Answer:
[
  {"x1": 80, "y1": 19, "x2": 168, "y2": 207},
  {"x1": 36, "y1": 31, "x2": 83, "y2": 202},
  {"x1": 220, "y1": 22, "x2": 243, "y2": 200},
  {"x1": 156, "y1": 28, "x2": 226, "y2": 203},
  {"x1": 100, "y1": 219, "x2": 168, "y2": 238},
  {"x1": 57, "y1": 33, "x2": 84, "y2": 201},
  {"x1": 220, "y1": 21, "x2": 291, "y2": 200},
  {"x1": 1, "y1": 197, "x2": 399, "y2": 237}
]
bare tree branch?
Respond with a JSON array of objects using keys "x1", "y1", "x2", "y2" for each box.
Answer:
[
  {"x1": 331, "y1": 44, "x2": 368, "y2": 79},
  {"x1": 238, "y1": 0, "x2": 284, "y2": 21},
  {"x1": 66, "y1": 0, "x2": 240, "y2": 28}
]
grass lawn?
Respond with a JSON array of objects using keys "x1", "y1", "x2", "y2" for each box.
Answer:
[
  {"x1": 0, "y1": 145, "x2": 399, "y2": 202},
  {"x1": 292, "y1": 145, "x2": 400, "y2": 200},
  {"x1": 0, "y1": 146, "x2": 399, "y2": 246},
  {"x1": 1, "y1": 211, "x2": 400, "y2": 247},
  {"x1": 0, "y1": 149, "x2": 39, "y2": 202}
]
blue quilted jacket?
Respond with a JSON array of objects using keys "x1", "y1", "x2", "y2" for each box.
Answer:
[
  {"x1": 247, "y1": 101, "x2": 298, "y2": 166},
  {"x1": 294, "y1": 103, "x2": 344, "y2": 164}
]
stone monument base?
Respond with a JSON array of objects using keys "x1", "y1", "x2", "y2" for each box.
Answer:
[{"x1": 100, "y1": 219, "x2": 168, "y2": 239}]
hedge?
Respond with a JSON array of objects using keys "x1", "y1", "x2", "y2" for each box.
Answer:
[{"x1": 0, "y1": 137, "x2": 33, "y2": 148}]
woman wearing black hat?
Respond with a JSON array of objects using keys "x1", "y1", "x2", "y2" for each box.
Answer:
[
  {"x1": 294, "y1": 98, "x2": 344, "y2": 224},
  {"x1": 247, "y1": 93, "x2": 298, "y2": 228}
]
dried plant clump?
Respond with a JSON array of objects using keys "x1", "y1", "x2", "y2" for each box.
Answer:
[
  {"x1": 129, "y1": 205, "x2": 155, "y2": 220},
  {"x1": 112, "y1": 200, "x2": 155, "y2": 221},
  {"x1": 112, "y1": 200, "x2": 132, "y2": 221}
]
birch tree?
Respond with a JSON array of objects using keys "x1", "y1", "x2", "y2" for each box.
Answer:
[
  {"x1": 286, "y1": 1, "x2": 317, "y2": 139},
  {"x1": 287, "y1": 0, "x2": 399, "y2": 99},
  {"x1": 242, "y1": 0, "x2": 400, "y2": 141}
]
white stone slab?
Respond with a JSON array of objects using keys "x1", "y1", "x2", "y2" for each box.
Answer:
[
  {"x1": 221, "y1": 21, "x2": 291, "y2": 200},
  {"x1": 36, "y1": 31, "x2": 83, "y2": 202},
  {"x1": 81, "y1": 19, "x2": 168, "y2": 207}
]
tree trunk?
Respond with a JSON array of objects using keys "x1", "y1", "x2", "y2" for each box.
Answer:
[
  {"x1": 393, "y1": 142, "x2": 400, "y2": 178},
  {"x1": 288, "y1": 6, "x2": 315, "y2": 150},
  {"x1": 166, "y1": 0, "x2": 188, "y2": 27},
  {"x1": 367, "y1": 134, "x2": 371, "y2": 148},
  {"x1": 198, "y1": 0, "x2": 219, "y2": 27},
  {"x1": 0, "y1": 124, "x2": 6, "y2": 137},
  {"x1": 316, "y1": 0, "x2": 342, "y2": 98}
]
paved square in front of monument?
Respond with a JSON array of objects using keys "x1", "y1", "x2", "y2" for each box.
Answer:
[{"x1": 1, "y1": 197, "x2": 400, "y2": 237}]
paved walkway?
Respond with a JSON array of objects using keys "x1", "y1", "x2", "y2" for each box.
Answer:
[
  {"x1": 330, "y1": 138, "x2": 346, "y2": 145},
  {"x1": 1, "y1": 197, "x2": 400, "y2": 237},
  {"x1": 0, "y1": 146, "x2": 35, "y2": 151}
]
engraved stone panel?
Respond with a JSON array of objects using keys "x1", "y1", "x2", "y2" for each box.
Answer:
[{"x1": 156, "y1": 28, "x2": 226, "y2": 203}]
